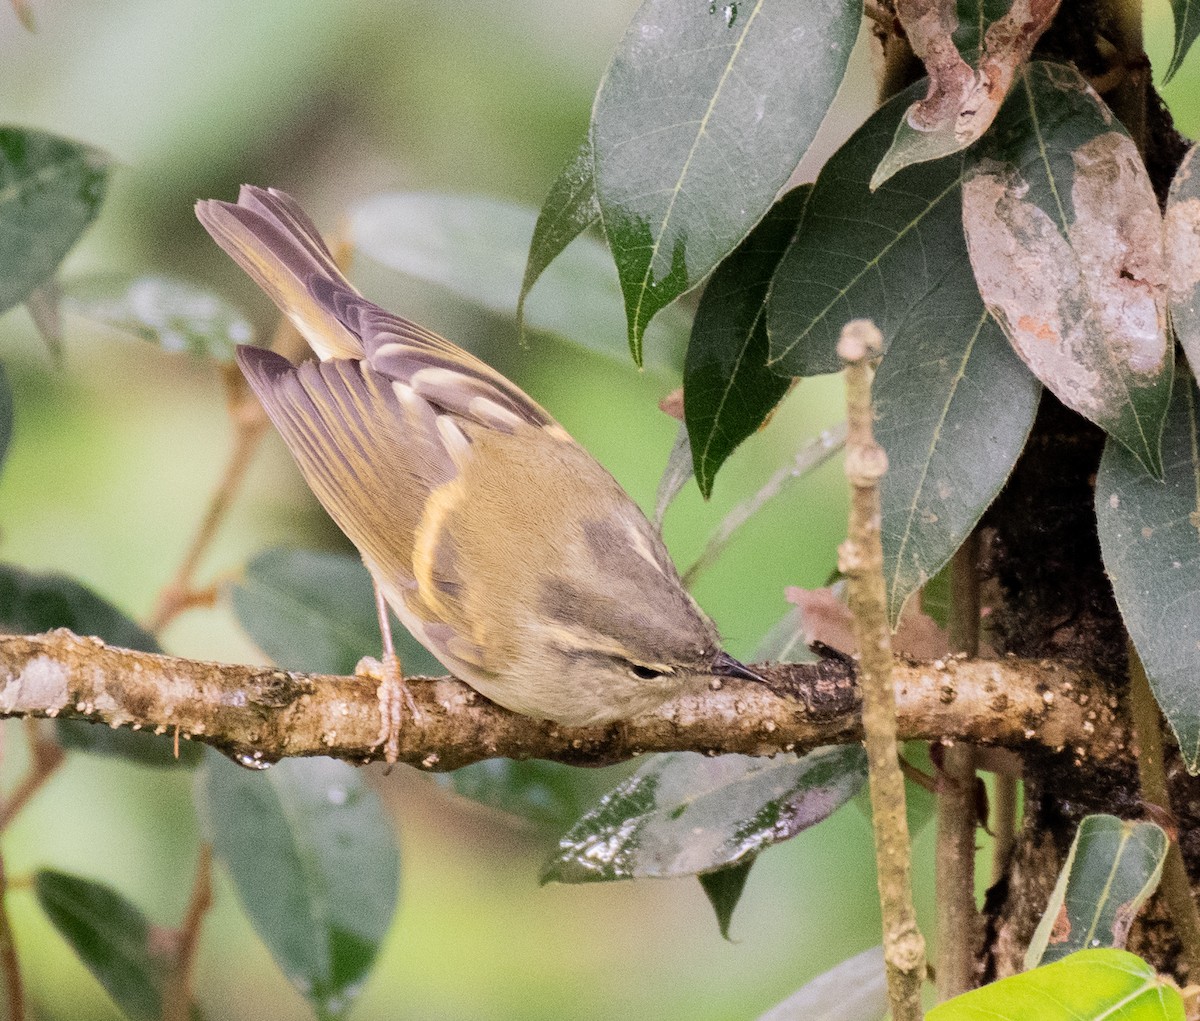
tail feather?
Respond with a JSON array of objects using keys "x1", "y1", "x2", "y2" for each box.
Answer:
[{"x1": 195, "y1": 186, "x2": 362, "y2": 360}]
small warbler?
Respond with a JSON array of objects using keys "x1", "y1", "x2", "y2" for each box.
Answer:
[{"x1": 196, "y1": 186, "x2": 761, "y2": 760}]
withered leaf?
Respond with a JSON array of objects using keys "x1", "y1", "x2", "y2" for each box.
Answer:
[
  {"x1": 1166, "y1": 141, "x2": 1200, "y2": 377},
  {"x1": 963, "y1": 64, "x2": 1171, "y2": 476}
]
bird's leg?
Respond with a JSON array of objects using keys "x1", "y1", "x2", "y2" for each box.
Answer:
[{"x1": 371, "y1": 579, "x2": 420, "y2": 764}]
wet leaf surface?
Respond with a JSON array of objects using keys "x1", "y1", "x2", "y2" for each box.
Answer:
[
  {"x1": 963, "y1": 62, "x2": 1171, "y2": 476},
  {"x1": 684, "y1": 186, "x2": 805, "y2": 497},
  {"x1": 1096, "y1": 368, "x2": 1200, "y2": 771},
  {"x1": 592, "y1": 0, "x2": 857, "y2": 362},
  {"x1": 544, "y1": 744, "x2": 866, "y2": 883},
  {"x1": 65, "y1": 274, "x2": 253, "y2": 361},
  {"x1": 1025, "y1": 814, "x2": 1167, "y2": 968},
  {"x1": 0, "y1": 127, "x2": 109, "y2": 316},
  {"x1": 198, "y1": 755, "x2": 398, "y2": 1019},
  {"x1": 928, "y1": 949, "x2": 1184, "y2": 1020}
]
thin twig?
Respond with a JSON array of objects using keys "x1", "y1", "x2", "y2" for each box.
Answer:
[
  {"x1": 162, "y1": 843, "x2": 213, "y2": 1021},
  {"x1": 1128, "y1": 644, "x2": 1200, "y2": 980},
  {"x1": 935, "y1": 535, "x2": 980, "y2": 1001},
  {"x1": 681, "y1": 422, "x2": 846, "y2": 588},
  {"x1": 990, "y1": 774, "x2": 1018, "y2": 883},
  {"x1": 0, "y1": 853, "x2": 24, "y2": 1021},
  {"x1": 0, "y1": 722, "x2": 64, "y2": 832},
  {"x1": 838, "y1": 320, "x2": 926, "y2": 1021},
  {"x1": 145, "y1": 234, "x2": 352, "y2": 635}
]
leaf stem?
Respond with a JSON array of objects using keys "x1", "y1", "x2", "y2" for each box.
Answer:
[
  {"x1": 681, "y1": 422, "x2": 846, "y2": 588},
  {"x1": 1127, "y1": 643, "x2": 1200, "y2": 979},
  {"x1": 0, "y1": 853, "x2": 24, "y2": 1021},
  {"x1": 935, "y1": 536, "x2": 979, "y2": 1000},
  {"x1": 162, "y1": 843, "x2": 213, "y2": 1021},
  {"x1": 838, "y1": 319, "x2": 926, "y2": 1021},
  {"x1": 0, "y1": 721, "x2": 64, "y2": 832},
  {"x1": 145, "y1": 235, "x2": 353, "y2": 635}
]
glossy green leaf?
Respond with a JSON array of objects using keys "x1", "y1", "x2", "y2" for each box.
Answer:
[
  {"x1": 1026, "y1": 814, "x2": 1168, "y2": 968},
  {"x1": 877, "y1": 275, "x2": 1039, "y2": 623},
  {"x1": 698, "y1": 857, "x2": 754, "y2": 941},
  {"x1": 756, "y1": 946, "x2": 887, "y2": 1021},
  {"x1": 928, "y1": 949, "x2": 1184, "y2": 1020},
  {"x1": 0, "y1": 564, "x2": 198, "y2": 766},
  {"x1": 64, "y1": 274, "x2": 254, "y2": 361},
  {"x1": 952, "y1": 0, "x2": 1009, "y2": 62},
  {"x1": 1164, "y1": 0, "x2": 1200, "y2": 82},
  {"x1": 1166, "y1": 141, "x2": 1200, "y2": 378},
  {"x1": 0, "y1": 127, "x2": 109, "y2": 316},
  {"x1": 442, "y1": 758, "x2": 627, "y2": 831},
  {"x1": 518, "y1": 138, "x2": 599, "y2": 339},
  {"x1": 350, "y1": 192, "x2": 689, "y2": 369},
  {"x1": 198, "y1": 754, "x2": 399, "y2": 1019},
  {"x1": 684, "y1": 186, "x2": 806, "y2": 497},
  {"x1": 230, "y1": 547, "x2": 442, "y2": 677},
  {"x1": 592, "y1": 0, "x2": 858, "y2": 363},
  {"x1": 765, "y1": 82, "x2": 967, "y2": 377},
  {"x1": 35, "y1": 869, "x2": 169, "y2": 1021},
  {"x1": 544, "y1": 744, "x2": 866, "y2": 883},
  {"x1": 963, "y1": 62, "x2": 1172, "y2": 477},
  {"x1": 1096, "y1": 368, "x2": 1200, "y2": 771}
]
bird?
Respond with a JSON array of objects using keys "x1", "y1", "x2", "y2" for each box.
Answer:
[{"x1": 195, "y1": 185, "x2": 762, "y2": 761}]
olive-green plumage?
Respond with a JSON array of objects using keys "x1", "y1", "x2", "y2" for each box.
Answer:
[{"x1": 196, "y1": 185, "x2": 758, "y2": 728}]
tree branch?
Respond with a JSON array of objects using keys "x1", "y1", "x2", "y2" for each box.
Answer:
[{"x1": 0, "y1": 623, "x2": 1126, "y2": 771}]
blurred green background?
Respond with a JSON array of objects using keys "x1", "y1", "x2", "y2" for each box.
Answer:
[{"x1": 0, "y1": 1, "x2": 1194, "y2": 1018}]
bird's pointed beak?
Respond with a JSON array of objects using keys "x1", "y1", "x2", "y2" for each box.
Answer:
[{"x1": 711, "y1": 650, "x2": 768, "y2": 684}]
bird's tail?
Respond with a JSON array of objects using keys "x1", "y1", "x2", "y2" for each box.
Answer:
[{"x1": 195, "y1": 185, "x2": 362, "y2": 360}]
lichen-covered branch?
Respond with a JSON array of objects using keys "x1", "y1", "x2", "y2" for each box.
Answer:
[{"x1": 0, "y1": 630, "x2": 1125, "y2": 770}]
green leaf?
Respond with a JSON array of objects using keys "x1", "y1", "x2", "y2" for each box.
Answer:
[
  {"x1": 230, "y1": 547, "x2": 442, "y2": 677},
  {"x1": 64, "y1": 274, "x2": 254, "y2": 361},
  {"x1": 698, "y1": 857, "x2": 754, "y2": 941},
  {"x1": 877, "y1": 276, "x2": 1039, "y2": 623},
  {"x1": 442, "y1": 758, "x2": 623, "y2": 831},
  {"x1": 765, "y1": 81, "x2": 966, "y2": 377},
  {"x1": 349, "y1": 192, "x2": 689, "y2": 369},
  {"x1": 962, "y1": 62, "x2": 1172, "y2": 477},
  {"x1": 1164, "y1": 0, "x2": 1200, "y2": 82},
  {"x1": 544, "y1": 744, "x2": 866, "y2": 883},
  {"x1": 518, "y1": 138, "x2": 599, "y2": 339},
  {"x1": 0, "y1": 127, "x2": 109, "y2": 317},
  {"x1": 1096, "y1": 368, "x2": 1200, "y2": 771},
  {"x1": 592, "y1": 0, "x2": 858, "y2": 363},
  {"x1": 1166, "y1": 141, "x2": 1200, "y2": 379},
  {"x1": 35, "y1": 869, "x2": 169, "y2": 1021},
  {"x1": 684, "y1": 186, "x2": 806, "y2": 497},
  {"x1": 1026, "y1": 814, "x2": 1168, "y2": 969},
  {"x1": 0, "y1": 564, "x2": 199, "y2": 766},
  {"x1": 756, "y1": 945, "x2": 887, "y2": 1021},
  {"x1": 951, "y1": 0, "x2": 1009, "y2": 62},
  {"x1": 197, "y1": 754, "x2": 399, "y2": 1019},
  {"x1": 928, "y1": 949, "x2": 1184, "y2": 1020}
]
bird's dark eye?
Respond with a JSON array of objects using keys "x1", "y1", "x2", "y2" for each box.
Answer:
[{"x1": 630, "y1": 664, "x2": 665, "y2": 680}]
